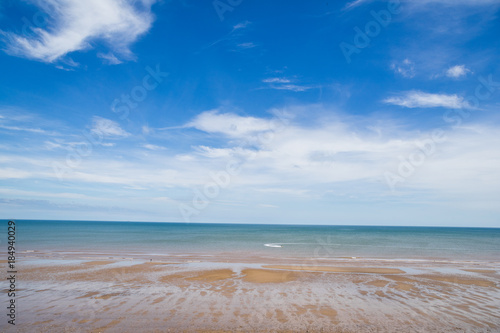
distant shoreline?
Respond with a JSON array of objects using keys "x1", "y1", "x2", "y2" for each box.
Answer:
[{"x1": 5, "y1": 219, "x2": 500, "y2": 228}]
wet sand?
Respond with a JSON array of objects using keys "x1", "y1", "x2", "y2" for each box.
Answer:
[
  {"x1": 3, "y1": 255, "x2": 500, "y2": 332},
  {"x1": 263, "y1": 265, "x2": 405, "y2": 274}
]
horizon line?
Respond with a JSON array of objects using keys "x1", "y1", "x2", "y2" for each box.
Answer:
[{"x1": 4, "y1": 219, "x2": 500, "y2": 229}]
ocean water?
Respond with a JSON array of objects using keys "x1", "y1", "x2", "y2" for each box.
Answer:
[{"x1": 6, "y1": 220, "x2": 500, "y2": 262}]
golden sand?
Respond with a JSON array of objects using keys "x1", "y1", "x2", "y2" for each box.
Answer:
[
  {"x1": 241, "y1": 268, "x2": 299, "y2": 283},
  {"x1": 186, "y1": 269, "x2": 235, "y2": 282},
  {"x1": 394, "y1": 282, "x2": 414, "y2": 291},
  {"x1": 366, "y1": 279, "x2": 390, "y2": 287},
  {"x1": 94, "y1": 293, "x2": 123, "y2": 300}
]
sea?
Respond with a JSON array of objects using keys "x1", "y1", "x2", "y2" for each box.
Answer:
[{"x1": 5, "y1": 220, "x2": 500, "y2": 262}]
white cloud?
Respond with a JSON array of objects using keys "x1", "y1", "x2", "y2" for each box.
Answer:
[
  {"x1": 101, "y1": 142, "x2": 115, "y2": 147},
  {"x1": 2, "y1": 0, "x2": 156, "y2": 63},
  {"x1": 142, "y1": 144, "x2": 165, "y2": 150},
  {"x1": 262, "y1": 77, "x2": 314, "y2": 92},
  {"x1": 237, "y1": 42, "x2": 257, "y2": 49},
  {"x1": 91, "y1": 116, "x2": 129, "y2": 137},
  {"x1": 3, "y1": 105, "x2": 500, "y2": 225},
  {"x1": 391, "y1": 59, "x2": 415, "y2": 78},
  {"x1": 187, "y1": 111, "x2": 275, "y2": 138},
  {"x1": 384, "y1": 91, "x2": 469, "y2": 109},
  {"x1": 233, "y1": 21, "x2": 251, "y2": 30},
  {"x1": 270, "y1": 84, "x2": 313, "y2": 92},
  {"x1": 446, "y1": 65, "x2": 471, "y2": 78},
  {"x1": 263, "y1": 78, "x2": 291, "y2": 83},
  {"x1": 195, "y1": 146, "x2": 254, "y2": 158},
  {"x1": 5, "y1": 117, "x2": 500, "y2": 198}
]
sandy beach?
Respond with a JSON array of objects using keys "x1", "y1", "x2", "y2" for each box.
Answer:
[{"x1": 4, "y1": 253, "x2": 500, "y2": 332}]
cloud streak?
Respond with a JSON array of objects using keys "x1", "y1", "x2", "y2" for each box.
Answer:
[{"x1": 384, "y1": 91, "x2": 469, "y2": 109}]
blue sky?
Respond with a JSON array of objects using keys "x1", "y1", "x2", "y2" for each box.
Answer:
[{"x1": 1, "y1": 0, "x2": 499, "y2": 226}]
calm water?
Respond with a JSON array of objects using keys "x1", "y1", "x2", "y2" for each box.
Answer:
[{"x1": 6, "y1": 220, "x2": 500, "y2": 261}]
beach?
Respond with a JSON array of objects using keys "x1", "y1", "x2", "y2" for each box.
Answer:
[
  {"x1": 2, "y1": 221, "x2": 500, "y2": 332},
  {"x1": 4, "y1": 253, "x2": 500, "y2": 332}
]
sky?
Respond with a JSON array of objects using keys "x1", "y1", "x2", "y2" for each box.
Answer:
[{"x1": 0, "y1": 0, "x2": 499, "y2": 227}]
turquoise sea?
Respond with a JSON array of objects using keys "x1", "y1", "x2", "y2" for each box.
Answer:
[{"x1": 6, "y1": 220, "x2": 500, "y2": 262}]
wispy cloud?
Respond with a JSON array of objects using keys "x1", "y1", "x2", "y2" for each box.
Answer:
[
  {"x1": 97, "y1": 52, "x2": 123, "y2": 65},
  {"x1": 391, "y1": 59, "x2": 415, "y2": 78},
  {"x1": 194, "y1": 146, "x2": 255, "y2": 159},
  {"x1": 91, "y1": 116, "x2": 130, "y2": 137},
  {"x1": 343, "y1": 0, "x2": 497, "y2": 12},
  {"x1": 236, "y1": 42, "x2": 257, "y2": 49},
  {"x1": 0, "y1": 110, "x2": 61, "y2": 135},
  {"x1": 233, "y1": 21, "x2": 251, "y2": 31},
  {"x1": 1, "y1": 0, "x2": 156, "y2": 63},
  {"x1": 255, "y1": 188, "x2": 309, "y2": 196},
  {"x1": 0, "y1": 124, "x2": 57, "y2": 135},
  {"x1": 446, "y1": 65, "x2": 471, "y2": 78},
  {"x1": 269, "y1": 84, "x2": 314, "y2": 92},
  {"x1": 2, "y1": 105, "x2": 500, "y2": 223},
  {"x1": 203, "y1": 21, "x2": 252, "y2": 51},
  {"x1": 263, "y1": 78, "x2": 291, "y2": 84},
  {"x1": 409, "y1": 0, "x2": 500, "y2": 4},
  {"x1": 343, "y1": 0, "x2": 371, "y2": 11},
  {"x1": 262, "y1": 77, "x2": 314, "y2": 92},
  {"x1": 384, "y1": 91, "x2": 469, "y2": 109},
  {"x1": 142, "y1": 144, "x2": 165, "y2": 151}
]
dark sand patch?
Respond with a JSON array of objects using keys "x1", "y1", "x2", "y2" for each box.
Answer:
[
  {"x1": 92, "y1": 318, "x2": 123, "y2": 332},
  {"x1": 76, "y1": 291, "x2": 100, "y2": 299},
  {"x1": 384, "y1": 275, "x2": 418, "y2": 283},
  {"x1": 152, "y1": 296, "x2": 165, "y2": 304},
  {"x1": 241, "y1": 268, "x2": 298, "y2": 283},
  {"x1": 366, "y1": 280, "x2": 390, "y2": 287},
  {"x1": 94, "y1": 292, "x2": 122, "y2": 300},
  {"x1": 186, "y1": 269, "x2": 235, "y2": 282},
  {"x1": 394, "y1": 282, "x2": 414, "y2": 291}
]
